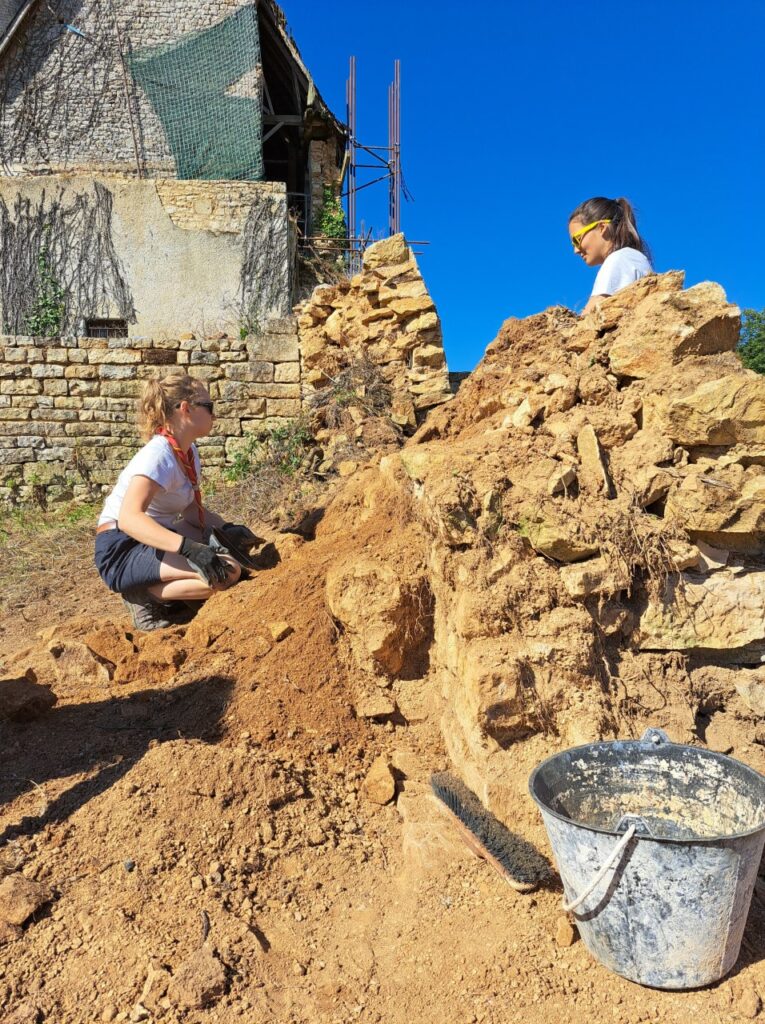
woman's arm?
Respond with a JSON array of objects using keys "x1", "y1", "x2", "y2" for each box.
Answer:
[
  {"x1": 118, "y1": 475, "x2": 185, "y2": 553},
  {"x1": 582, "y1": 294, "x2": 608, "y2": 315},
  {"x1": 180, "y1": 503, "x2": 226, "y2": 530}
]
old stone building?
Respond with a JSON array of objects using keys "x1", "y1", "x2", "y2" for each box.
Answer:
[
  {"x1": 0, "y1": 0, "x2": 345, "y2": 338},
  {"x1": 0, "y1": 3, "x2": 453, "y2": 501}
]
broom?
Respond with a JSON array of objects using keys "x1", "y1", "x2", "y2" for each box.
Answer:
[{"x1": 431, "y1": 771, "x2": 549, "y2": 893}]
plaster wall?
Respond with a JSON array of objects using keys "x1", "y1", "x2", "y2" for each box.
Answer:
[{"x1": 0, "y1": 175, "x2": 293, "y2": 338}]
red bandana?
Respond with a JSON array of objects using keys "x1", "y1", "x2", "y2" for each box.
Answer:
[{"x1": 157, "y1": 427, "x2": 204, "y2": 529}]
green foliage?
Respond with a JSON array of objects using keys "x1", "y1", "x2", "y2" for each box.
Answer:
[
  {"x1": 224, "y1": 419, "x2": 313, "y2": 482},
  {"x1": 23, "y1": 235, "x2": 67, "y2": 337},
  {"x1": 738, "y1": 308, "x2": 765, "y2": 375},
  {"x1": 313, "y1": 185, "x2": 347, "y2": 240}
]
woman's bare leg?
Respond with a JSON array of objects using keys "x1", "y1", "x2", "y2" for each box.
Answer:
[{"x1": 145, "y1": 523, "x2": 241, "y2": 601}]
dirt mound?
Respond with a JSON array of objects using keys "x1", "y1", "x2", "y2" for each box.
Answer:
[{"x1": 2, "y1": 271, "x2": 765, "y2": 1022}]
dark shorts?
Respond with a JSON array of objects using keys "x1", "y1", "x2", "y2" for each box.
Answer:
[{"x1": 94, "y1": 528, "x2": 169, "y2": 594}]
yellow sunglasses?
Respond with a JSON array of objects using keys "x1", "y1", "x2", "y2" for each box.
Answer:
[{"x1": 571, "y1": 219, "x2": 611, "y2": 252}]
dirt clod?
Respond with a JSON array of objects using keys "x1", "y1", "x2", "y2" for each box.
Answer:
[
  {"x1": 167, "y1": 945, "x2": 227, "y2": 1010},
  {"x1": 0, "y1": 874, "x2": 49, "y2": 926}
]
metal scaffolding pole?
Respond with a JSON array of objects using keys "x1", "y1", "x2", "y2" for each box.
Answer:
[{"x1": 345, "y1": 56, "x2": 359, "y2": 273}]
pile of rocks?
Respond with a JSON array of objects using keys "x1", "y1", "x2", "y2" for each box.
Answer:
[
  {"x1": 295, "y1": 234, "x2": 452, "y2": 432},
  {"x1": 322, "y1": 269, "x2": 765, "y2": 814}
]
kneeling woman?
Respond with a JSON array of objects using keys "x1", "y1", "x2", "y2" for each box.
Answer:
[{"x1": 95, "y1": 372, "x2": 252, "y2": 631}]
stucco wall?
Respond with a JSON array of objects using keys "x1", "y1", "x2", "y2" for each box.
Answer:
[{"x1": 0, "y1": 175, "x2": 293, "y2": 339}]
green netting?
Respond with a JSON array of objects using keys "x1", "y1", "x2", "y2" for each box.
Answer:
[{"x1": 129, "y1": 5, "x2": 264, "y2": 181}]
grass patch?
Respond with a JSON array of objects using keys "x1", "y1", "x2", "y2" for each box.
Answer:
[{"x1": 0, "y1": 500, "x2": 100, "y2": 615}]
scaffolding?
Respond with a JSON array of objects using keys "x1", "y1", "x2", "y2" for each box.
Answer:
[{"x1": 340, "y1": 56, "x2": 416, "y2": 274}]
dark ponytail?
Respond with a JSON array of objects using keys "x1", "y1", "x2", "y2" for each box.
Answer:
[{"x1": 569, "y1": 196, "x2": 652, "y2": 263}]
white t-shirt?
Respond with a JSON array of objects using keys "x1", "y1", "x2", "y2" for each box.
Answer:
[
  {"x1": 99, "y1": 434, "x2": 201, "y2": 529},
  {"x1": 592, "y1": 247, "x2": 652, "y2": 297}
]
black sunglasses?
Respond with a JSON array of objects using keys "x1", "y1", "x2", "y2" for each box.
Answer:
[{"x1": 192, "y1": 400, "x2": 214, "y2": 414}]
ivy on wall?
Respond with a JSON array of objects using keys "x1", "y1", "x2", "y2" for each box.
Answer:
[{"x1": 0, "y1": 183, "x2": 135, "y2": 336}]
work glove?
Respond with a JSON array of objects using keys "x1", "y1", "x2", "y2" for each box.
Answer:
[
  {"x1": 221, "y1": 522, "x2": 265, "y2": 550},
  {"x1": 179, "y1": 537, "x2": 231, "y2": 585}
]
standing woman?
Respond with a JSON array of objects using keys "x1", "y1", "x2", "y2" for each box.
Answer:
[
  {"x1": 568, "y1": 197, "x2": 653, "y2": 314},
  {"x1": 95, "y1": 372, "x2": 254, "y2": 631}
]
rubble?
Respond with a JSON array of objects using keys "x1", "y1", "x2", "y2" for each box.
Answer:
[{"x1": 295, "y1": 235, "x2": 452, "y2": 427}]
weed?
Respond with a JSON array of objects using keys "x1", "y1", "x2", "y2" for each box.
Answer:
[
  {"x1": 23, "y1": 231, "x2": 67, "y2": 338},
  {"x1": 224, "y1": 419, "x2": 314, "y2": 483},
  {"x1": 313, "y1": 185, "x2": 347, "y2": 241}
]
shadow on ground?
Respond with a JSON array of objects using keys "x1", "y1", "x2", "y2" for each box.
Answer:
[{"x1": 0, "y1": 675, "x2": 233, "y2": 844}]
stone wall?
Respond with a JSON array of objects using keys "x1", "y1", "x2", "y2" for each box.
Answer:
[
  {"x1": 0, "y1": 318, "x2": 300, "y2": 503},
  {"x1": 296, "y1": 234, "x2": 452, "y2": 430},
  {"x1": 0, "y1": 0, "x2": 259, "y2": 175},
  {"x1": 0, "y1": 175, "x2": 293, "y2": 339},
  {"x1": 0, "y1": 234, "x2": 453, "y2": 505}
]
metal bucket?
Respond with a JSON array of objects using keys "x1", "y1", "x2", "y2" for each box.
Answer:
[{"x1": 529, "y1": 728, "x2": 765, "y2": 989}]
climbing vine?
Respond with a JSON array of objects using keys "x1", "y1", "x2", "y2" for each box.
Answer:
[
  {"x1": 313, "y1": 185, "x2": 346, "y2": 240},
  {"x1": 0, "y1": 183, "x2": 135, "y2": 335},
  {"x1": 23, "y1": 232, "x2": 67, "y2": 337}
]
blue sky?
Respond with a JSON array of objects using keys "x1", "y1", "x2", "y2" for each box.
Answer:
[{"x1": 285, "y1": 0, "x2": 764, "y2": 369}]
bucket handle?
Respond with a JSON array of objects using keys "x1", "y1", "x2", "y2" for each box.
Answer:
[{"x1": 562, "y1": 823, "x2": 637, "y2": 913}]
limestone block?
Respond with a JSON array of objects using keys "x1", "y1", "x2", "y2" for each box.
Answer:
[
  {"x1": 559, "y1": 556, "x2": 630, "y2": 599},
  {"x1": 412, "y1": 345, "x2": 445, "y2": 369},
  {"x1": 324, "y1": 309, "x2": 346, "y2": 343},
  {"x1": 1, "y1": 380, "x2": 42, "y2": 395},
  {"x1": 0, "y1": 874, "x2": 49, "y2": 926},
  {"x1": 362, "y1": 233, "x2": 409, "y2": 269},
  {"x1": 404, "y1": 311, "x2": 439, "y2": 333},
  {"x1": 263, "y1": 316, "x2": 299, "y2": 335},
  {"x1": 523, "y1": 516, "x2": 600, "y2": 562},
  {"x1": 639, "y1": 568, "x2": 765, "y2": 649},
  {"x1": 628, "y1": 465, "x2": 675, "y2": 507},
  {"x1": 99, "y1": 365, "x2": 136, "y2": 380},
  {"x1": 512, "y1": 397, "x2": 544, "y2": 428},
  {"x1": 248, "y1": 383, "x2": 300, "y2": 399},
  {"x1": 576, "y1": 424, "x2": 613, "y2": 496},
  {"x1": 362, "y1": 757, "x2": 396, "y2": 805},
  {"x1": 100, "y1": 381, "x2": 141, "y2": 398},
  {"x1": 326, "y1": 557, "x2": 430, "y2": 677},
  {"x1": 378, "y1": 277, "x2": 427, "y2": 303},
  {"x1": 360, "y1": 308, "x2": 396, "y2": 325},
  {"x1": 733, "y1": 668, "x2": 765, "y2": 716},
  {"x1": 547, "y1": 463, "x2": 577, "y2": 495},
  {"x1": 0, "y1": 673, "x2": 56, "y2": 721},
  {"x1": 225, "y1": 362, "x2": 277, "y2": 384},
  {"x1": 664, "y1": 466, "x2": 765, "y2": 544},
  {"x1": 383, "y1": 295, "x2": 435, "y2": 317},
  {"x1": 274, "y1": 362, "x2": 300, "y2": 383},
  {"x1": 248, "y1": 333, "x2": 299, "y2": 362},
  {"x1": 87, "y1": 349, "x2": 141, "y2": 364},
  {"x1": 31, "y1": 364, "x2": 64, "y2": 379},
  {"x1": 43, "y1": 380, "x2": 68, "y2": 396},
  {"x1": 608, "y1": 281, "x2": 740, "y2": 378},
  {"x1": 659, "y1": 374, "x2": 765, "y2": 446},
  {"x1": 266, "y1": 398, "x2": 301, "y2": 417},
  {"x1": 142, "y1": 348, "x2": 178, "y2": 366}
]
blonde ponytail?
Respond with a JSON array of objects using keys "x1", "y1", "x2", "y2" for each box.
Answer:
[{"x1": 137, "y1": 372, "x2": 202, "y2": 440}]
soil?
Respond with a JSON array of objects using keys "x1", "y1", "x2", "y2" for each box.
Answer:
[
  {"x1": 1, "y1": 500, "x2": 763, "y2": 1024},
  {"x1": 2, "y1": 281, "x2": 765, "y2": 1022}
]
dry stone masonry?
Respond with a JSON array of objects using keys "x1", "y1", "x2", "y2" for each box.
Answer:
[
  {"x1": 296, "y1": 234, "x2": 452, "y2": 429},
  {"x1": 319, "y1": 270, "x2": 765, "y2": 820},
  {"x1": 0, "y1": 235, "x2": 452, "y2": 503},
  {"x1": 0, "y1": 319, "x2": 301, "y2": 501}
]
